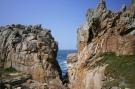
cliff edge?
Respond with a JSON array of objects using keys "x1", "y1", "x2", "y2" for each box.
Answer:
[
  {"x1": 0, "y1": 24, "x2": 66, "y2": 89},
  {"x1": 68, "y1": 0, "x2": 135, "y2": 89}
]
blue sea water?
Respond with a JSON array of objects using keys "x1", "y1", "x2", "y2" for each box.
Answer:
[{"x1": 57, "y1": 50, "x2": 77, "y2": 76}]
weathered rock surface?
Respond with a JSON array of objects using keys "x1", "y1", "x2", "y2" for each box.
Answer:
[
  {"x1": 0, "y1": 72, "x2": 67, "y2": 89},
  {"x1": 67, "y1": 53, "x2": 77, "y2": 87},
  {"x1": 69, "y1": 0, "x2": 135, "y2": 89},
  {"x1": 21, "y1": 79, "x2": 67, "y2": 89},
  {"x1": 67, "y1": 53, "x2": 78, "y2": 64},
  {"x1": 0, "y1": 24, "x2": 63, "y2": 87},
  {"x1": 0, "y1": 72, "x2": 31, "y2": 89},
  {"x1": 78, "y1": 0, "x2": 135, "y2": 55}
]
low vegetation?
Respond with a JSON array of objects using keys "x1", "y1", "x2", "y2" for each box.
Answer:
[
  {"x1": 0, "y1": 67, "x2": 17, "y2": 80},
  {"x1": 100, "y1": 53, "x2": 135, "y2": 89},
  {"x1": 3, "y1": 67, "x2": 17, "y2": 73},
  {"x1": 0, "y1": 67, "x2": 17, "y2": 76}
]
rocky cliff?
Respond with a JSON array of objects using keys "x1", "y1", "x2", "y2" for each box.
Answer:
[
  {"x1": 68, "y1": 0, "x2": 135, "y2": 89},
  {"x1": 1, "y1": 0, "x2": 135, "y2": 89},
  {"x1": 0, "y1": 24, "x2": 65, "y2": 89}
]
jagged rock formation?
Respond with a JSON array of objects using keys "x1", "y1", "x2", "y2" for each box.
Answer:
[
  {"x1": 1, "y1": 1, "x2": 135, "y2": 89},
  {"x1": 0, "y1": 24, "x2": 65, "y2": 88},
  {"x1": 68, "y1": 0, "x2": 135, "y2": 89},
  {"x1": 78, "y1": 0, "x2": 135, "y2": 55}
]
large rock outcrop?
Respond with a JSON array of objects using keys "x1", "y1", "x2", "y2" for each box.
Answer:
[
  {"x1": 78, "y1": 0, "x2": 135, "y2": 55},
  {"x1": 68, "y1": 0, "x2": 135, "y2": 89},
  {"x1": 0, "y1": 24, "x2": 62, "y2": 84}
]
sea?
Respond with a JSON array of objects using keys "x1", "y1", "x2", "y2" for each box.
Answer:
[{"x1": 57, "y1": 50, "x2": 77, "y2": 76}]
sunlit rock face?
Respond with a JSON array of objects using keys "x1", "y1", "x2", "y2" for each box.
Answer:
[
  {"x1": 78, "y1": 0, "x2": 135, "y2": 55},
  {"x1": 69, "y1": 0, "x2": 135, "y2": 89},
  {"x1": 0, "y1": 24, "x2": 62, "y2": 83}
]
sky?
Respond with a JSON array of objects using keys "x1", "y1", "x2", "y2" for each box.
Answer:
[{"x1": 0, "y1": 0, "x2": 131, "y2": 50}]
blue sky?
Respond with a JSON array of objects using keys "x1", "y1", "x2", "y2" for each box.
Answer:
[{"x1": 0, "y1": 0, "x2": 131, "y2": 49}]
